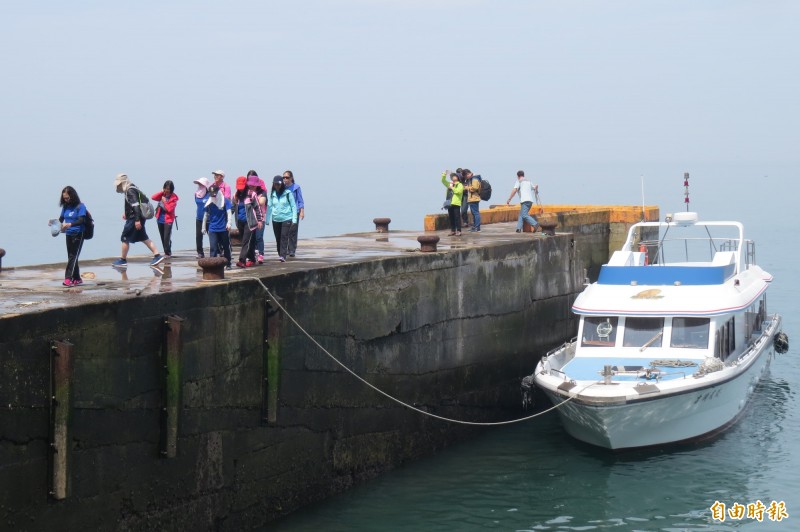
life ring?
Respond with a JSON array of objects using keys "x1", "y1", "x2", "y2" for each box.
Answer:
[{"x1": 774, "y1": 331, "x2": 789, "y2": 354}]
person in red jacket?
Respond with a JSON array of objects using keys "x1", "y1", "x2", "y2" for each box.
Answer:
[{"x1": 151, "y1": 180, "x2": 179, "y2": 258}]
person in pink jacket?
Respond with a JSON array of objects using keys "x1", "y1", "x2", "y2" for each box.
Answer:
[{"x1": 151, "y1": 180, "x2": 179, "y2": 258}]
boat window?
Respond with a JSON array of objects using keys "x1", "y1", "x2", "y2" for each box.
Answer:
[
  {"x1": 670, "y1": 317, "x2": 710, "y2": 349},
  {"x1": 581, "y1": 317, "x2": 618, "y2": 347},
  {"x1": 622, "y1": 317, "x2": 664, "y2": 348}
]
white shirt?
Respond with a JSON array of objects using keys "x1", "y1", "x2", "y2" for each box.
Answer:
[{"x1": 513, "y1": 179, "x2": 536, "y2": 203}]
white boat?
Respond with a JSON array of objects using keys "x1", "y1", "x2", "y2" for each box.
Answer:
[{"x1": 529, "y1": 211, "x2": 789, "y2": 450}]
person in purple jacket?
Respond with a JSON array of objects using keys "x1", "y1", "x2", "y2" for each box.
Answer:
[{"x1": 282, "y1": 170, "x2": 304, "y2": 257}]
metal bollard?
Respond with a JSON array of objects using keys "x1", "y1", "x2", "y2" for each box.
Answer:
[
  {"x1": 417, "y1": 235, "x2": 440, "y2": 252},
  {"x1": 373, "y1": 218, "x2": 391, "y2": 233},
  {"x1": 198, "y1": 257, "x2": 228, "y2": 280}
]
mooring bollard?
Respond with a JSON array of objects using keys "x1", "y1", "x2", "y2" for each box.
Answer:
[
  {"x1": 0, "y1": 248, "x2": 5, "y2": 272},
  {"x1": 198, "y1": 257, "x2": 228, "y2": 280},
  {"x1": 417, "y1": 235, "x2": 440, "y2": 252},
  {"x1": 539, "y1": 221, "x2": 557, "y2": 236},
  {"x1": 373, "y1": 218, "x2": 391, "y2": 233}
]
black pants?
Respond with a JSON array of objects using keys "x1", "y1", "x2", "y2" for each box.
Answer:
[
  {"x1": 195, "y1": 219, "x2": 205, "y2": 257},
  {"x1": 158, "y1": 222, "x2": 173, "y2": 256},
  {"x1": 272, "y1": 220, "x2": 292, "y2": 259},
  {"x1": 65, "y1": 233, "x2": 84, "y2": 281},
  {"x1": 288, "y1": 218, "x2": 299, "y2": 256},
  {"x1": 239, "y1": 223, "x2": 257, "y2": 262},
  {"x1": 447, "y1": 205, "x2": 462, "y2": 233}
]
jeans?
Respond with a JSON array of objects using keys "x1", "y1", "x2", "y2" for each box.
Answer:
[
  {"x1": 255, "y1": 224, "x2": 265, "y2": 256},
  {"x1": 208, "y1": 231, "x2": 232, "y2": 265},
  {"x1": 516, "y1": 201, "x2": 539, "y2": 231},
  {"x1": 468, "y1": 202, "x2": 481, "y2": 230}
]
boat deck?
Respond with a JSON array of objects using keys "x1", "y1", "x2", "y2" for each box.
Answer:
[{"x1": 561, "y1": 356, "x2": 702, "y2": 382}]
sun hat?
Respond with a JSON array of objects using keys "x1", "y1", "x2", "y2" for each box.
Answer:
[
  {"x1": 193, "y1": 177, "x2": 211, "y2": 188},
  {"x1": 236, "y1": 176, "x2": 247, "y2": 190},
  {"x1": 247, "y1": 175, "x2": 260, "y2": 187}
]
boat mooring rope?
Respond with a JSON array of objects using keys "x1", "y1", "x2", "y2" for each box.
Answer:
[{"x1": 250, "y1": 278, "x2": 595, "y2": 426}]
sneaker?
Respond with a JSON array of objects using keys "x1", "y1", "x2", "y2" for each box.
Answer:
[
  {"x1": 197, "y1": 253, "x2": 205, "y2": 259},
  {"x1": 515, "y1": 229, "x2": 521, "y2": 233},
  {"x1": 150, "y1": 254, "x2": 165, "y2": 266},
  {"x1": 236, "y1": 261, "x2": 247, "y2": 268},
  {"x1": 62, "y1": 278, "x2": 73, "y2": 287},
  {"x1": 279, "y1": 256, "x2": 286, "y2": 262},
  {"x1": 72, "y1": 278, "x2": 83, "y2": 286},
  {"x1": 455, "y1": 232, "x2": 462, "y2": 236},
  {"x1": 112, "y1": 258, "x2": 128, "y2": 268},
  {"x1": 245, "y1": 260, "x2": 255, "y2": 267},
  {"x1": 289, "y1": 253, "x2": 295, "y2": 258},
  {"x1": 258, "y1": 254, "x2": 264, "y2": 264}
]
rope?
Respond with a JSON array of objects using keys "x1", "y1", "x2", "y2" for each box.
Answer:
[{"x1": 248, "y1": 277, "x2": 597, "y2": 426}]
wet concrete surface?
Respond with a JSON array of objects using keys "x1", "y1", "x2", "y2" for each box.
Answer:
[{"x1": 0, "y1": 224, "x2": 550, "y2": 316}]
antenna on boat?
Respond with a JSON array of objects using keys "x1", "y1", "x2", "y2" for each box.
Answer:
[
  {"x1": 683, "y1": 172, "x2": 690, "y2": 212},
  {"x1": 640, "y1": 174, "x2": 645, "y2": 221}
]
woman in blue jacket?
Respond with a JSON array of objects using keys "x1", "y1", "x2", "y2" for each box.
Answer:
[
  {"x1": 57, "y1": 186, "x2": 87, "y2": 286},
  {"x1": 267, "y1": 175, "x2": 297, "y2": 262}
]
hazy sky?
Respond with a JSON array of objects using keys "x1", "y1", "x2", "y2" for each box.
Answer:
[
  {"x1": 2, "y1": 1, "x2": 798, "y2": 266},
  {"x1": 3, "y1": 1, "x2": 798, "y2": 167}
]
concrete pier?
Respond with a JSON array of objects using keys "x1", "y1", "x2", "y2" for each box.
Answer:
[{"x1": 0, "y1": 205, "x2": 657, "y2": 530}]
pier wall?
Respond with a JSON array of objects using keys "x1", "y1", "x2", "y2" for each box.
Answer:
[{"x1": 1, "y1": 210, "x2": 652, "y2": 530}]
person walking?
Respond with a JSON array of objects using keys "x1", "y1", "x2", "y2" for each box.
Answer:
[
  {"x1": 441, "y1": 170, "x2": 463, "y2": 236},
  {"x1": 193, "y1": 177, "x2": 211, "y2": 258},
  {"x1": 112, "y1": 173, "x2": 165, "y2": 268},
  {"x1": 464, "y1": 169, "x2": 482, "y2": 232},
  {"x1": 267, "y1": 175, "x2": 297, "y2": 262},
  {"x1": 235, "y1": 175, "x2": 265, "y2": 268},
  {"x1": 282, "y1": 170, "x2": 304, "y2": 257},
  {"x1": 151, "y1": 180, "x2": 179, "y2": 257},
  {"x1": 57, "y1": 186, "x2": 88, "y2": 286},
  {"x1": 247, "y1": 170, "x2": 268, "y2": 264},
  {"x1": 505, "y1": 170, "x2": 540, "y2": 233},
  {"x1": 211, "y1": 169, "x2": 231, "y2": 200},
  {"x1": 202, "y1": 184, "x2": 233, "y2": 268}
]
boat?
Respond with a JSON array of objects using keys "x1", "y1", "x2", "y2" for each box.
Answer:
[{"x1": 526, "y1": 211, "x2": 789, "y2": 449}]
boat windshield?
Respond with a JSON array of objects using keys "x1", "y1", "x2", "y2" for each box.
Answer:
[
  {"x1": 581, "y1": 317, "x2": 618, "y2": 347},
  {"x1": 623, "y1": 317, "x2": 664, "y2": 348},
  {"x1": 670, "y1": 317, "x2": 710, "y2": 349}
]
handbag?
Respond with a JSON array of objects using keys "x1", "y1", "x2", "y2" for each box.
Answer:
[{"x1": 442, "y1": 188, "x2": 454, "y2": 210}]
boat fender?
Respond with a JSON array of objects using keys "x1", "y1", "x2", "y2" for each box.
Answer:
[{"x1": 774, "y1": 331, "x2": 789, "y2": 354}]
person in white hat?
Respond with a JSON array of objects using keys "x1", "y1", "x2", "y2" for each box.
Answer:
[
  {"x1": 211, "y1": 170, "x2": 231, "y2": 200},
  {"x1": 193, "y1": 177, "x2": 211, "y2": 258}
]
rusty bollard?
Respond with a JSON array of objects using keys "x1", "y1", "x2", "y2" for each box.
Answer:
[
  {"x1": 539, "y1": 221, "x2": 557, "y2": 236},
  {"x1": 198, "y1": 256, "x2": 228, "y2": 280},
  {"x1": 417, "y1": 235, "x2": 440, "y2": 252},
  {"x1": 373, "y1": 218, "x2": 391, "y2": 233},
  {"x1": 0, "y1": 248, "x2": 5, "y2": 272}
]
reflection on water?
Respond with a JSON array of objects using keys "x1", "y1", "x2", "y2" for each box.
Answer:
[{"x1": 271, "y1": 368, "x2": 795, "y2": 531}]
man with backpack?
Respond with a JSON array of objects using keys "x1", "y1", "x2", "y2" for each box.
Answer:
[
  {"x1": 506, "y1": 170, "x2": 541, "y2": 233},
  {"x1": 464, "y1": 169, "x2": 482, "y2": 232},
  {"x1": 112, "y1": 173, "x2": 165, "y2": 268}
]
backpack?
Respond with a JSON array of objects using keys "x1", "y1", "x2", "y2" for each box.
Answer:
[
  {"x1": 132, "y1": 187, "x2": 155, "y2": 219},
  {"x1": 476, "y1": 175, "x2": 492, "y2": 201},
  {"x1": 83, "y1": 208, "x2": 94, "y2": 240}
]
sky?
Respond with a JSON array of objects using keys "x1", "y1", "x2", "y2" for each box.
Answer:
[{"x1": 1, "y1": 1, "x2": 798, "y2": 267}]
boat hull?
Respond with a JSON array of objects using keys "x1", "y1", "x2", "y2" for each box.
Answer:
[{"x1": 537, "y1": 320, "x2": 780, "y2": 450}]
